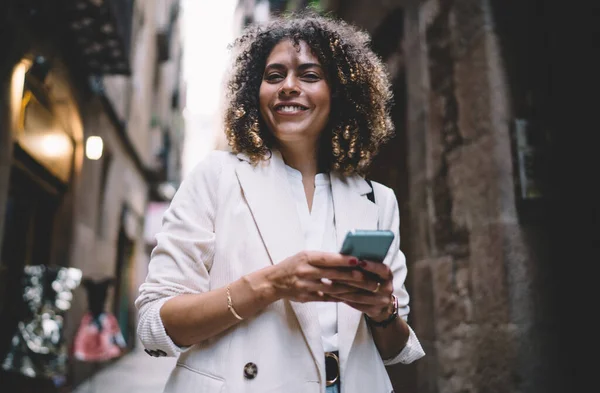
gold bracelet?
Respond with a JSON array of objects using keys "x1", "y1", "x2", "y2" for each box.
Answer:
[{"x1": 226, "y1": 285, "x2": 244, "y2": 321}]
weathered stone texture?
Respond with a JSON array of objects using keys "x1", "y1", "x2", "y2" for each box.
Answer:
[
  {"x1": 472, "y1": 323, "x2": 519, "y2": 393},
  {"x1": 335, "y1": 0, "x2": 561, "y2": 392},
  {"x1": 483, "y1": 30, "x2": 516, "y2": 221},
  {"x1": 469, "y1": 222, "x2": 511, "y2": 323},
  {"x1": 412, "y1": 259, "x2": 437, "y2": 342},
  {"x1": 413, "y1": 1, "x2": 529, "y2": 392},
  {"x1": 404, "y1": 2, "x2": 432, "y2": 262},
  {"x1": 454, "y1": 36, "x2": 494, "y2": 142},
  {"x1": 416, "y1": 340, "x2": 439, "y2": 393},
  {"x1": 412, "y1": 255, "x2": 481, "y2": 393},
  {"x1": 407, "y1": 173, "x2": 431, "y2": 260},
  {"x1": 412, "y1": 258, "x2": 438, "y2": 393},
  {"x1": 431, "y1": 257, "x2": 472, "y2": 334},
  {"x1": 425, "y1": 0, "x2": 471, "y2": 261},
  {"x1": 446, "y1": 134, "x2": 503, "y2": 228},
  {"x1": 432, "y1": 257, "x2": 477, "y2": 393},
  {"x1": 449, "y1": 0, "x2": 490, "y2": 59}
]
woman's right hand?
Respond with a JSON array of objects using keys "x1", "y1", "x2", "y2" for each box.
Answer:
[{"x1": 264, "y1": 251, "x2": 369, "y2": 303}]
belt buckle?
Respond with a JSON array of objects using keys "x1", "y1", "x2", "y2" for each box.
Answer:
[{"x1": 325, "y1": 351, "x2": 339, "y2": 387}]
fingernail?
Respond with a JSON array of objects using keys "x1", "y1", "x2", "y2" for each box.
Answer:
[
  {"x1": 349, "y1": 258, "x2": 358, "y2": 265},
  {"x1": 359, "y1": 260, "x2": 367, "y2": 267}
]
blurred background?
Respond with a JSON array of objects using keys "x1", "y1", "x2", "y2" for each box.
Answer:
[{"x1": 0, "y1": 0, "x2": 594, "y2": 392}]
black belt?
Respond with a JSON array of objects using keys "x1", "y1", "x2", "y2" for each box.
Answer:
[{"x1": 325, "y1": 351, "x2": 340, "y2": 387}]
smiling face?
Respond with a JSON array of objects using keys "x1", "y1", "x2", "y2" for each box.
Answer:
[{"x1": 259, "y1": 39, "x2": 331, "y2": 148}]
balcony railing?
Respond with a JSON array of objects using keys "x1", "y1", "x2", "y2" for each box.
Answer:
[
  {"x1": 6, "y1": 0, "x2": 133, "y2": 75},
  {"x1": 62, "y1": 0, "x2": 134, "y2": 75}
]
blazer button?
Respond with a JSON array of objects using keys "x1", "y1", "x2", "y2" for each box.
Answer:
[{"x1": 243, "y1": 362, "x2": 258, "y2": 379}]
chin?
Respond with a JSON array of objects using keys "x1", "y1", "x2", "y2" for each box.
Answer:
[
  {"x1": 267, "y1": 118, "x2": 327, "y2": 144},
  {"x1": 272, "y1": 128, "x2": 313, "y2": 141}
]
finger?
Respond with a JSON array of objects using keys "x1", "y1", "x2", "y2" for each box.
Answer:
[
  {"x1": 314, "y1": 292, "x2": 338, "y2": 302},
  {"x1": 332, "y1": 274, "x2": 394, "y2": 295},
  {"x1": 317, "y1": 278, "x2": 367, "y2": 295},
  {"x1": 357, "y1": 260, "x2": 392, "y2": 281},
  {"x1": 319, "y1": 280, "x2": 365, "y2": 295},
  {"x1": 304, "y1": 251, "x2": 359, "y2": 268},
  {"x1": 319, "y1": 266, "x2": 368, "y2": 283},
  {"x1": 332, "y1": 278, "x2": 381, "y2": 293},
  {"x1": 297, "y1": 279, "x2": 360, "y2": 296},
  {"x1": 295, "y1": 291, "x2": 338, "y2": 303},
  {"x1": 293, "y1": 264, "x2": 357, "y2": 282},
  {"x1": 340, "y1": 300, "x2": 373, "y2": 314},
  {"x1": 328, "y1": 292, "x2": 388, "y2": 306}
]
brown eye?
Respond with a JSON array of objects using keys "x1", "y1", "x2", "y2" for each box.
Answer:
[
  {"x1": 265, "y1": 73, "x2": 284, "y2": 82},
  {"x1": 302, "y1": 73, "x2": 320, "y2": 81}
]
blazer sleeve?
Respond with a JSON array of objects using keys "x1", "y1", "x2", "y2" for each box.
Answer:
[
  {"x1": 134, "y1": 152, "x2": 225, "y2": 357},
  {"x1": 374, "y1": 183, "x2": 426, "y2": 365}
]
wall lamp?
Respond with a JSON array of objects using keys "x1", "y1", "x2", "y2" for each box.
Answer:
[{"x1": 85, "y1": 136, "x2": 103, "y2": 160}]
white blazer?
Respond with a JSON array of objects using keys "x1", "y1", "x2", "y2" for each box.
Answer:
[{"x1": 135, "y1": 150, "x2": 424, "y2": 393}]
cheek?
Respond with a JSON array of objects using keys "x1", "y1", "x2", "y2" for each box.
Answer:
[
  {"x1": 316, "y1": 86, "x2": 332, "y2": 113},
  {"x1": 318, "y1": 92, "x2": 331, "y2": 116},
  {"x1": 258, "y1": 85, "x2": 271, "y2": 114}
]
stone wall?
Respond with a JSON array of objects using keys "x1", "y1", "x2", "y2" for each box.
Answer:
[
  {"x1": 330, "y1": 0, "x2": 563, "y2": 392},
  {"x1": 405, "y1": 1, "x2": 559, "y2": 392}
]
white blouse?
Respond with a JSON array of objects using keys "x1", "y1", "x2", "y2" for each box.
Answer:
[{"x1": 284, "y1": 165, "x2": 339, "y2": 352}]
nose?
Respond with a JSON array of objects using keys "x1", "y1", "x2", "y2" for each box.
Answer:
[{"x1": 279, "y1": 75, "x2": 300, "y2": 96}]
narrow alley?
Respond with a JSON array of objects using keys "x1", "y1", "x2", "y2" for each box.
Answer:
[{"x1": 0, "y1": 0, "x2": 587, "y2": 392}]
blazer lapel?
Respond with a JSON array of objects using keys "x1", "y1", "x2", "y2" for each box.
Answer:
[
  {"x1": 234, "y1": 150, "x2": 305, "y2": 266},
  {"x1": 330, "y1": 173, "x2": 379, "y2": 369},
  {"x1": 235, "y1": 150, "x2": 325, "y2": 383}
]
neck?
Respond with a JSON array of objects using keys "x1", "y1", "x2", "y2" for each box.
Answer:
[{"x1": 278, "y1": 140, "x2": 319, "y2": 178}]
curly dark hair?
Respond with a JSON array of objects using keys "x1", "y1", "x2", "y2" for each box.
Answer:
[{"x1": 224, "y1": 11, "x2": 394, "y2": 175}]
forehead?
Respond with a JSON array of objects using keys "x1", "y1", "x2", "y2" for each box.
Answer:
[{"x1": 265, "y1": 39, "x2": 320, "y2": 65}]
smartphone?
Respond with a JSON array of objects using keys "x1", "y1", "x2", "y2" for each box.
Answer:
[{"x1": 339, "y1": 229, "x2": 395, "y2": 262}]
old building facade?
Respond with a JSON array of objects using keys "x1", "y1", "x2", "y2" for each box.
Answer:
[{"x1": 0, "y1": 0, "x2": 184, "y2": 391}]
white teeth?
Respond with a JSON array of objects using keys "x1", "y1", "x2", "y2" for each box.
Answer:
[{"x1": 278, "y1": 105, "x2": 306, "y2": 112}]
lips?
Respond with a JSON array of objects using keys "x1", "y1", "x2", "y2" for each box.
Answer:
[{"x1": 273, "y1": 102, "x2": 309, "y2": 114}]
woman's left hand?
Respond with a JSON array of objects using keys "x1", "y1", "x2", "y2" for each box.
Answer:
[{"x1": 327, "y1": 260, "x2": 394, "y2": 321}]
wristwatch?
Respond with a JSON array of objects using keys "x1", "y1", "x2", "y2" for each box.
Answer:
[{"x1": 365, "y1": 294, "x2": 399, "y2": 328}]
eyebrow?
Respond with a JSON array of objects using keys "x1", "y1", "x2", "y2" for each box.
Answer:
[{"x1": 264, "y1": 62, "x2": 323, "y2": 71}]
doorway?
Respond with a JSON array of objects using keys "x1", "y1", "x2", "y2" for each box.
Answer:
[{"x1": 0, "y1": 148, "x2": 62, "y2": 390}]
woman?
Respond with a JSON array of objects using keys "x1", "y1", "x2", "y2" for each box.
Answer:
[{"x1": 135, "y1": 13, "x2": 424, "y2": 393}]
